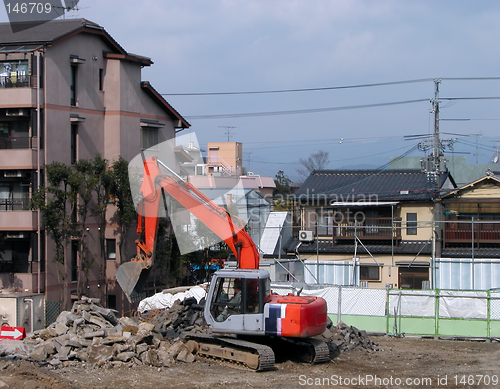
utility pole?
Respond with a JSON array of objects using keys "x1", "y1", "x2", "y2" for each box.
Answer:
[
  {"x1": 431, "y1": 78, "x2": 441, "y2": 181},
  {"x1": 218, "y1": 126, "x2": 236, "y2": 142},
  {"x1": 431, "y1": 79, "x2": 442, "y2": 261}
]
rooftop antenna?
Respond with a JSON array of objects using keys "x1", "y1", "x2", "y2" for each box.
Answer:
[
  {"x1": 218, "y1": 126, "x2": 236, "y2": 142},
  {"x1": 490, "y1": 140, "x2": 500, "y2": 164},
  {"x1": 53, "y1": 1, "x2": 82, "y2": 19},
  {"x1": 470, "y1": 132, "x2": 483, "y2": 164}
]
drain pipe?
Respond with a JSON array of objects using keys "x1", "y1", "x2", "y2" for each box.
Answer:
[{"x1": 24, "y1": 298, "x2": 34, "y2": 333}]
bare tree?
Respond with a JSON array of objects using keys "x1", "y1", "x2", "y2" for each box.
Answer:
[{"x1": 296, "y1": 150, "x2": 330, "y2": 181}]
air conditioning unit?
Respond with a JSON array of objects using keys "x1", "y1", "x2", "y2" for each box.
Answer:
[
  {"x1": 299, "y1": 230, "x2": 314, "y2": 242},
  {"x1": 6, "y1": 108, "x2": 29, "y2": 117}
]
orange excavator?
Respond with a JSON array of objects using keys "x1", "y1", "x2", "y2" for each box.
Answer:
[{"x1": 116, "y1": 155, "x2": 329, "y2": 370}]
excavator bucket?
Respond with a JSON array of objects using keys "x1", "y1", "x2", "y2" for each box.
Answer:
[{"x1": 116, "y1": 262, "x2": 151, "y2": 303}]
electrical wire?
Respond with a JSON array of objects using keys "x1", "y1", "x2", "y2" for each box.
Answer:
[
  {"x1": 161, "y1": 78, "x2": 433, "y2": 96},
  {"x1": 185, "y1": 98, "x2": 430, "y2": 120}
]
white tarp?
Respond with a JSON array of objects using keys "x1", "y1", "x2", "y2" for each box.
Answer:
[
  {"x1": 342, "y1": 287, "x2": 386, "y2": 316},
  {"x1": 438, "y1": 290, "x2": 487, "y2": 319},
  {"x1": 138, "y1": 285, "x2": 206, "y2": 313},
  {"x1": 389, "y1": 290, "x2": 436, "y2": 317}
]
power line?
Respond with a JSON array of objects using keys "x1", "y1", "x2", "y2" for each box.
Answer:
[
  {"x1": 185, "y1": 98, "x2": 429, "y2": 120},
  {"x1": 161, "y1": 76, "x2": 500, "y2": 97},
  {"x1": 161, "y1": 78, "x2": 433, "y2": 96}
]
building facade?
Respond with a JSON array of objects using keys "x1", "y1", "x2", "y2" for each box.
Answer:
[
  {"x1": 286, "y1": 169, "x2": 456, "y2": 289},
  {"x1": 0, "y1": 19, "x2": 189, "y2": 315}
]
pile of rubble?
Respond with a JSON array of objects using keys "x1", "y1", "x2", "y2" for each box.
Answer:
[
  {"x1": 318, "y1": 320, "x2": 379, "y2": 355},
  {"x1": 1, "y1": 296, "x2": 199, "y2": 368},
  {"x1": 141, "y1": 296, "x2": 208, "y2": 339},
  {"x1": 0, "y1": 295, "x2": 378, "y2": 369}
]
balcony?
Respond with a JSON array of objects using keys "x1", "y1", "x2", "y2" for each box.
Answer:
[
  {"x1": 0, "y1": 76, "x2": 42, "y2": 107},
  {"x1": 332, "y1": 217, "x2": 402, "y2": 242},
  {"x1": 0, "y1": 208, "x2": 37, "y2": 230},
  {"x1": 443, "y1": 220, "x2": 500, "y2": 247}
]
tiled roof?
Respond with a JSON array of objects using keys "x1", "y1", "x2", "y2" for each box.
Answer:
[
  {"x1": 0, "y1": 19, "x2": 126, "y2": 55},
  {"x1": 287, "y1": 239, "x2": 432, "y2": 255},
  {"x1": 294, "y1": 169, "x2": 451, "y2": 202},
  {"x1": 441, "y1": 248, "x2": 500, "y2": 259}
]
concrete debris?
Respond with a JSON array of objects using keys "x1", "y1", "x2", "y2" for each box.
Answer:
[
  {"x1": 318, "y1": 320, "x2": 379, "y2": 357},
  {"x1": 0, "y1": 294, "x2": 378, "y2": 370},
  {"x1": 0, "y1": 296, "x2": 197, "y2": 369}
]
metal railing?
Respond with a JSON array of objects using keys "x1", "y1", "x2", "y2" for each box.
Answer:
[
  {"x1": 0, "y1": 136, "x2": 31, "y2": 149},
  {"x1": 0, "y1": 74, "x2": 32, "y2": 88},
  {"x1": 332, "y1": 217, "x2": 402, "y2": 241},
  {"x1": 0, "y1": 196, "x2": 31, "y2": 211},
  {"x1": 443, "y1": 220, "x2": 500, "y2": 245}
]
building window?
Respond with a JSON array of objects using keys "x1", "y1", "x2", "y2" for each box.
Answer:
[
  {"x1": 71, "y1": 124, "x2": 78, "y2": 164},
  {"x1": 406, "y1": 213, "x2": 417, "y2": 235},
  {"x1": 70, "y1": 65, "x2": 77, "y2": 106},
  {"x1": 141, "y1": 128, "x2": 158, "y2": 150},
  {"x1": 107, "y1": 295, "x2": 116, "y2": 310},
  {"x1": 0, "y1": 60, "x2": 29, "y2": 88},
  {"x1": 398, "y1": 267, "x2": 429, "y2": 289},
  {"x1": 99, "y1": 68, "x2": 104, "y2": 91},
  {"x1": 360, "y1": 265, "x2": 380, "y2": 281},
  {"x1": 71, "y1": 241, "x2": 79, "y2": 282},
  {"x1": 106, "y1": 239, "x2": 116, "y2": 260}
]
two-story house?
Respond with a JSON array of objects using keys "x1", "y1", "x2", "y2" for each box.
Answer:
[
  {"x1": 436, "y1": 173, "x2": 500, "y2": 290},
  {"x1": 287, "y1": 169, "x2": 456, "y2": 289},
  {"x1": 0, "y1": 19, "x2": 189, "y2": 315}
]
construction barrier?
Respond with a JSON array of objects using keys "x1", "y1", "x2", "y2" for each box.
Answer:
[{"x1": 270, "y1": 282, "x2": 500, "y2": 338}]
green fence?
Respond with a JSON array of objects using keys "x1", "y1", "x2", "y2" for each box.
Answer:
[{"x1": 271, "y1": 283, "x2": 500, "y2": 338}]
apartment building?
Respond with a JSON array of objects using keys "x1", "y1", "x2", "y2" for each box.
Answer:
[{"x1": 0, "y1": 19, "x2": 189, "y2": 314}]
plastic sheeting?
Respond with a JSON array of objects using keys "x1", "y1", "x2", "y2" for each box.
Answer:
[
  {"x1": 438, "y1": 290, "x2": 488, "y2": 320},
  {"x1": 138, "y1": 285, "x2": 206, "y2": 313},
  {"x1": 389, "y1": 290, "x2": 436, "y2": 318}
]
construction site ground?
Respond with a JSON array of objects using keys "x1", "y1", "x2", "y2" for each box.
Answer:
[{"x1": 1, "y1": 335, "x2": 499, "y2": 389}]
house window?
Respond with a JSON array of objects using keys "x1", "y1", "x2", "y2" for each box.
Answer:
[
  {"x1": 70, "y1": 65, "x2": 77, "y2": 106},
  {"x1": 360, "y1": 265, "x2": 380, "y2": 281},
  {"x1": 406, "y1": 213, "x2": 417, "y2": 235},
  {"x1": 106, "y1": 239, "x2": 116, "y2": 260},
  {"x1": 398, "y1": 267, "x2": 429, "y2": 289},
  {"x1": 71, "y1": 124, "x2": 78, "y2": 164},
  {"x1": 141, "y1": 127, "x2": 158, "y2": 150}
]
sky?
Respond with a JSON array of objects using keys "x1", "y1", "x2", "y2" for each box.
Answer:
[{"x1": 2, "y1": 0, "x2": 500, "y2": 181}]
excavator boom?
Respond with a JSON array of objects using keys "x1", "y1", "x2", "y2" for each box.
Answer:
[{"x1": 116, "y1": 155, "x2": 259, "y2": 301}]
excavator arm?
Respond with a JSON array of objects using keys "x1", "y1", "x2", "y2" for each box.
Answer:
[{"x1": 116, "y1": 155, "x2": 260, "y2": 301}]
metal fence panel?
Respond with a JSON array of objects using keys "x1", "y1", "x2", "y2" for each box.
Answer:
[
  {"x1": 341, "y1": 287, "x2": 386, "y2": 316},
  {"x1": 438, "y1": 290, "x2": 487, "y2": 319},
  {"x1": 45, "y1": 301, "x2": 60, "y2": 327},
  {"x1": 389, "y1": 290, "x2": 436, "y2": 318},
  {"x1": 489, "y1": 291, "x2": 500, "y2": 320}
]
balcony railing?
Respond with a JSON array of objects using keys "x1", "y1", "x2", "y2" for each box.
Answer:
[
  {"x1": 0, "y1": 136, "x2": 31, "y2": 149},
  {"x1": 332, "y1": 217, "x2": 402, "y2": 241},
  {"x1": 443, "y1": 220, "x2": 500, "y2": 246},
  {"x1": 0, "y1": 74, "x2": 30, "y2": 88},
  {"x1": 0, "y1": 196, "x2": 31, "y2": 211}
]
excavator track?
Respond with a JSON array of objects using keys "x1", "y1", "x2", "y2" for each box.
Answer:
[
  {"x1": 271, "y1": 337, "x2": 331, "y2": 364},
  {"x1": 187, "y1": 334, "x2": 275, "y2": 371}
]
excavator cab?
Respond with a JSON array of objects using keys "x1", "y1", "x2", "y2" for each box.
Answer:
[{"x1": 206, "y1": 268, "x2": 270, "y2": 335}]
